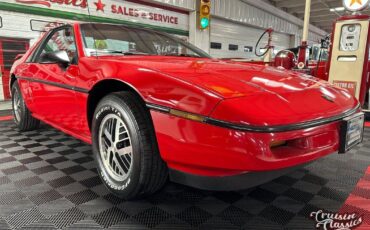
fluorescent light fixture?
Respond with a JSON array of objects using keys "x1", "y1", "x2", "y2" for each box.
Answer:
[{"x1": 330, "y1": 7, "x2": 345, "y2": 12}]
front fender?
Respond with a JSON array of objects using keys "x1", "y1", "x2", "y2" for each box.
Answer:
[{"x1": 80, "y1": 58, "x2": 222, "y2": 116}]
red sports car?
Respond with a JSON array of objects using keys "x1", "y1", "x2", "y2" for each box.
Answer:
[{"x1": 10, "y1": 23, "x2": 365, "y2": 199}]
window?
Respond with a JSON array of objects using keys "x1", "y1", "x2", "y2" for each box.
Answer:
[
  {"x1": 37, "y1": 27, "x2": 77, "y2": 64},
  {"x1": 211, "y1": 42, "x2": 222, "y2": 49},
  {"x1": 229, "y1": 44, "x2": 238, "y2": 51},
  {"x1": 340, "y1": 24, "x2": 361, "y2": 51},
  {"x1": 244, "y1": 46, "x2": 253, "y2": 52}
]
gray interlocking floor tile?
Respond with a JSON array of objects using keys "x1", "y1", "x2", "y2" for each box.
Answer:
[{"x1": 0, "y1": 121, "x2": 368, "y2": 229}]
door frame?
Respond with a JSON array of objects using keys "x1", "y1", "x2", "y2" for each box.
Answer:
[{"x1": 0, "y1": 37, "x2": 30, "y2": 100}]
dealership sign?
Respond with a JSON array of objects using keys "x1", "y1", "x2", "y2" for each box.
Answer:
[{"x1": 12, "y1": 0, "x2": 188, "y2": 30}]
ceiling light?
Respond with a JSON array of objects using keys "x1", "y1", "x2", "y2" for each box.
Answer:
[{"x1": 330, "y1": 7, "x2": 345, "y2": 12}]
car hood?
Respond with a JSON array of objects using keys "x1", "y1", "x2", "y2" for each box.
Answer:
[{"x1": 103, "y1": 56, "x2": 359, "y2": 125}]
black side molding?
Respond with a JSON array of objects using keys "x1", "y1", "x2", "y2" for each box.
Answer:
[
  {"x1": 16, "y1": 76, "x2": 89, "y2": 94},
  {"x1": 146, "y1": 102, "x2": 360, "y2": 133}
]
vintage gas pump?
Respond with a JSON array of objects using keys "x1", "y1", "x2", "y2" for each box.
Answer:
[
  {"x1": 327, "y1": 0, "x2": 370, "y2": 112},
  {"x1": 255, "y1": 28, "x2": 274, "y2": 65}
]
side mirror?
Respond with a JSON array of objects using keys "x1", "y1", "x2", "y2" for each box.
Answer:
[{"x1": 40, "y1": 50, "x2": 70, "y2": 66}]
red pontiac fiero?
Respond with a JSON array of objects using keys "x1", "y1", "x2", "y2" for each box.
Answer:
[{"x1": 10, "y1": 23, "x2": 365, "y2": 199}]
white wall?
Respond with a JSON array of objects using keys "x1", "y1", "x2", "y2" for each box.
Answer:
[
  {"x1": 210, "y1": 18, "x2": 291, "y2": 59},
  {"x1": 211, "y1": 0, "x2": 326, "y2": 39},
  {"x1": 149, "y1": 0, "x2": 195, "y2": 11},
  {"x1": 0, "y1": 10, "x2": 74, "y2": 45},
  {"x1": 148, "y1": 0, "x2": 328, "y2": 49}
]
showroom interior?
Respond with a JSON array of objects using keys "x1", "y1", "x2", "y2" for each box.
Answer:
[{"x1": 0, "y1": 0, "x2": 369, "y2": 229}]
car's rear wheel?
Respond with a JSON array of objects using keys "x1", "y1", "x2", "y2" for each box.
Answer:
[
  {"x1": 92, "y1": 92, "x2": 168, "y2": 200},
  {"x1": 11, "y1": 81, "x2": 40, "y2": 131}
]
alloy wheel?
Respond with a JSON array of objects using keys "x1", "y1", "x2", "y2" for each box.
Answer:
[
  {"x1": 13, "y1": 89, "x2": 21, "y2": 122},
  {"x1": 98, "y1": 114, "x2": 133, "y2": 182}
]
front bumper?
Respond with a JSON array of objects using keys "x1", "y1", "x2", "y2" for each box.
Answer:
[{"x1": 150, "y1": 109, "x2": 343, "y2": 177}]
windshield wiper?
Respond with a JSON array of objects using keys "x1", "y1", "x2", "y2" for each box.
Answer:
[
  {"x1": 121, "y1": 51, "x2": 151, "y2": 55},
  {"x1": 162, "y1": 53, "x2": 202, "y2": 58},
  {"x1": 90, "y1": 50, "x2": 150, "y2": 56}
]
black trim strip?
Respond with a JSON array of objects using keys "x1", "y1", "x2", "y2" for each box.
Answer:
[
  {"x1": 16, "y1": 76, "x2": 89, "y2": 94},
  {"x1": 146, "y1": 103, "x2": 170, "y2": 113},
  {"x1": 147, "y1": 102, "x2": 361, "y2": 133}
]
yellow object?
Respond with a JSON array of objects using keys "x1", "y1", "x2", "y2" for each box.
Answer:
[
  {"x1": 199, "y1": 0, "x2": 211, "y2": 30},
  {"x1": 350, "y1": 0, "x2": 363, "y2": 6},
  {"x1": 95, "y1": 40, "x2": 108, "y2": 50},
  {"x1": 169, "y1": 109, "x2": 206, "y2": 122},
  {"x1": 270, "y1": 140, "x2": 287, "y2": 148}
]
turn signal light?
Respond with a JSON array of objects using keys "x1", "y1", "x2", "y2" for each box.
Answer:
[
  {"x1": 270, "y1": 140, "x2": 287, "y2": 148},
  {"x1": 169, "y1": 109, "x2": 206, "y2": 122}
]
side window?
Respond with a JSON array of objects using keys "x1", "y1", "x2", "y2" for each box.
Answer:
[{"x1": 38, "y1": 27, "x2": 77, "y2": 64}]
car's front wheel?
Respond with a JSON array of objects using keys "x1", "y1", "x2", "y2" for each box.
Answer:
[
  {"x1": 11, "y1": 81, "x2": 40, "y2": 131},
  {"x1": 92, "y1": 92, "x2": 168, "y2": 200}
]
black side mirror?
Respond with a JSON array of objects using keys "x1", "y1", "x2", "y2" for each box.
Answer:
[{"x1": 40, "y1": 50, "x2": 70, "y2": 66}]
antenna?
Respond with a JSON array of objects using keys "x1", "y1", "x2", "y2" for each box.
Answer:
[{"x1": 86, "y1": 0, "x2": 92, "y2": 21}]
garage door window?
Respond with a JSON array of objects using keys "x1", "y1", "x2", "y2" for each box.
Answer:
[
  {"x1": 211, "y1": 42, "x2": 222, "y2": 49},
  {"x1": 229, "y1": 44, "x2": 238, "y2": 51},
  {"x1": 244, "y1": 46, "x2": 253, "y2": 52}
]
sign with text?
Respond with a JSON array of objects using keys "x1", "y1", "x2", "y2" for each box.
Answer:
[
  {"x1": 11, "y1": 0, "x2": 188, "y2": 31},
  {"x1": 333, "y1": 80, "x2": 357, "y2": 96}
]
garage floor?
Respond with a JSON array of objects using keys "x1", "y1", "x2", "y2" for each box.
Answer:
[{"x1": 0, "y1": 118, "x2": 369, "y2": 229}]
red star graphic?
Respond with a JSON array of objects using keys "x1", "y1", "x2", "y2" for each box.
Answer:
[{"x1": 94, "y1": 0, "x2": 105, "y2": 12}]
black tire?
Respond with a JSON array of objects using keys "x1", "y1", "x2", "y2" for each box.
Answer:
[
  {"x1": 11, "y1": 81, "x2": 40, "y2": 131},
  {"x1": 92, "y1": 92, "x2": 168, "y2": 200}
]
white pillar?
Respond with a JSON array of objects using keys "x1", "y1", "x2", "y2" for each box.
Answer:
[
  {"x1": 188, "y1": 9, "x2": 210, "y2": 54},
  {"x1": 302, "y1": 0, "x2": 311, "y2": 42}
]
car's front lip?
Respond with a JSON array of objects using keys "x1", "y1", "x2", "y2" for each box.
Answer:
[
  {"x1": 169, "y1": 163, "x2": 309, "y2": 191},
  {"x1": 146, "y1": 102, "x2": 361, "y2": 133}
]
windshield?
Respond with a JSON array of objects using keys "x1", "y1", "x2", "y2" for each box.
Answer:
[
  {"x1": 80, "y1": 23, "x2": 210, "y2": 58},
  {"x1": 311, "y1": 45, "x2": 329, "y2": 61}
]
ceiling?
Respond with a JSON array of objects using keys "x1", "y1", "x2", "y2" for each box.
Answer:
[{"x1": 263, "y1": 0, "x2": 370, "y2": 32}]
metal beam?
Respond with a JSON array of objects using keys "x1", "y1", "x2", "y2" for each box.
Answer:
[
  {"x1": 311, "y1": 17, "x2": 338, "y2": 23},
  {"x1": 297, "y1": 11, "x2": 337, "y2": 18},
  {"x1": 277, "y1": 0, "x2": 312, "y2": 8},
  {"x1": 276, "y1": 0, "x2": 339, "y2": 9},
  {"x1": 288, "y1": 2, "x2": 341, "y2": 14}
]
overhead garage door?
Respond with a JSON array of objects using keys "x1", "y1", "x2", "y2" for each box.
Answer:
[{"x1": 210, "y1": 18, "x2": 292, "y2": 59}]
